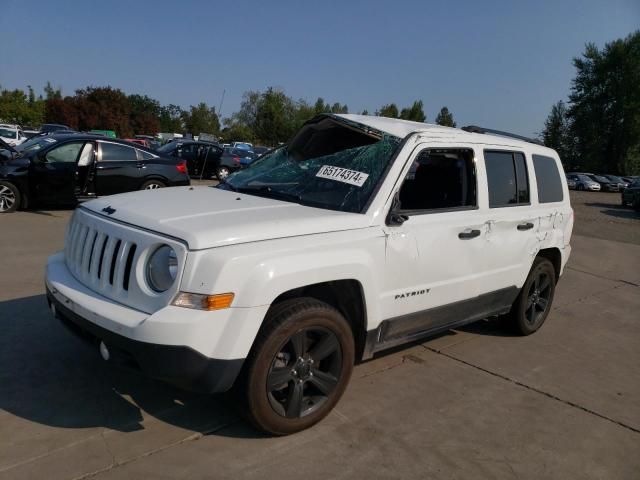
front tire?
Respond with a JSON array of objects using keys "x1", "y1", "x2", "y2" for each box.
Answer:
[
  {"x1": 240, "y1": 298, "x2": 354, "y2": 435},
  {"x1": 0, "y1": 181, "x2": 20, "y2": 213},
  {"x1": 505, "y1": 257, "x2": 556, "y2": 335}
]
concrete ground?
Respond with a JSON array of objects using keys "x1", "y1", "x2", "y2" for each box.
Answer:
[{"x1": 0, "y1": 191, "x2": 638, "y2": 479}]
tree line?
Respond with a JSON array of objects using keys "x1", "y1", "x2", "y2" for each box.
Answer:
[
  {"x1": 542, "y1": 30, "x2": 640, "y2": 175},
  {"x1": 0, "y1": 82, "x2": 457, "y2": 145}
]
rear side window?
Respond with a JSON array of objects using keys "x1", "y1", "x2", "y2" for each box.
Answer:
[
  {"x1": 137, "y1": 150, "x2": 155, "y2": 160},
  {"x1": 484, "y1": 151, "x2": 529, "y2": 207},
  {"x1": 101, "y1": 142, "x2": 137, "y2": 161},
  {"x1": 533, "y1": 154, "x2": 564, "y2": 203}
]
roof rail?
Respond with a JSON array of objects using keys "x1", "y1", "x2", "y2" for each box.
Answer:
[{"x1": 461, "y1": 125, "x2": 544, "y2": 146}]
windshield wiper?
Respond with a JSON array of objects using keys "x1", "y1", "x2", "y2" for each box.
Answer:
[{"x1": 236, "y1": 185, "x2": 303, "y2": 204}]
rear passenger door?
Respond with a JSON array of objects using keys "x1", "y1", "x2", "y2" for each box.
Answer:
[
  {"x1": 95, "y1": 142, "x2": 143, "y2": 195},
  {"x1": 477, "y1": 149, "x2": 539, "y2": 292}
]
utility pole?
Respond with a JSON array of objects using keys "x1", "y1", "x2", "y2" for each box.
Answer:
[{"x1": 218, "y1": 89, "x2": 226, "y2": 117}]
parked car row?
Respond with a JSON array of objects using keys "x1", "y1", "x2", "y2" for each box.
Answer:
[
  {"x1": 566, "y1": 172, "x2": 637, "y2": 192},
  {"x1": 620, "y1": 178, "x2": 640, "y2": 211},
  {"x1": 0, "y1": 134, "x2": 190, "y2": 213}
]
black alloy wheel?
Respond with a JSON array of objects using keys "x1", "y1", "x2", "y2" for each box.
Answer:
[
  {"x1": 239, "y1": 298, "x2": 354, "y2": 435},
  {"x1": 505, "y1": 257, "x2": 556, "y2": 335},
  {"x1": 267, "y1": 326, "x2": 342, "y2": 419},
  {"x1": 0, "y1": 181, "x2": 20, "y2": 213},
  {"x1": 524, "y1": 269, "x2": 552, "y2": 328}
]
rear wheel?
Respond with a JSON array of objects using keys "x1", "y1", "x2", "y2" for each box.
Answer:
[
  {"x1": 240, "y1": 298, "x2": 354, "y2": 435},
  {"x1": 505, "y1": 257, "x2": 556, "y2": 335},
  {"x1": 216, "y1": 166, "x2": 230, "y2": 181},
  {"x1": 140, "y1": 179, "x2": 166, "y2": 190},
  {"x1": 0, "y1": 181, "x2": 20, "y2": 213}
]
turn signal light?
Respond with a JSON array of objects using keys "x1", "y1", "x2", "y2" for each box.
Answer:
[{"x1": 172, "y1": 292, "x2": 234, "y2": 310}]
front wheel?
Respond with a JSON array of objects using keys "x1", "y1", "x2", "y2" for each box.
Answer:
[
  {"x1": 0, "y1": 181, "x2": 20, "y2": 213},
  {"x1": 505, "y1": 257, "x2": 556, "y2": 335},
  {"x1": 240, "y1": 298, "x2": 354, "y2": 435}
]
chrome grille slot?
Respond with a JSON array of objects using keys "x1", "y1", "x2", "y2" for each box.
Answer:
[{"x1": 63, "y1": 208, "x2": 185, "y2": 314}]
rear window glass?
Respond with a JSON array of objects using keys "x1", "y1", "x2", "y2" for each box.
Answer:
[
  {"x1": 533, "y1": 155, "x2": 564, "y2": 203},
  {"x1": 484, "y1": 150, "x2": 530, "y2": 207},
  {"x1": 101, "y1": 142, "x2": 137, "y2": 161}
]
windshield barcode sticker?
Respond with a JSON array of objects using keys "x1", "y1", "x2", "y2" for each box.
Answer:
[{"x1": 316, "y1": 165, "x2": 369, "y2": 187}]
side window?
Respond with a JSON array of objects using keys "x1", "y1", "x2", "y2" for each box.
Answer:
[
  {"x1": 45, "y1": 142, "x2": 84, "y2": 164},
  {"x1": 398, "y1": 148, "x2": 476, "y2": 212},
  {"x1": 484, "y1": 150, "x2": 529, "y2": 207},
  {"x1": 137, "y1": 150, "x2": 155, "y2": 161},
  {"x1": 533, "y1": 154, "x2": 564, "y2": 203},
  {"x1": 100, "y1": 142, "x2": 138, "y2": 161}
]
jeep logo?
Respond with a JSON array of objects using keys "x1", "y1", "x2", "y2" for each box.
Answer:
[{"x1": 395, "y1": 289, "x2": 430, "y2": 300}]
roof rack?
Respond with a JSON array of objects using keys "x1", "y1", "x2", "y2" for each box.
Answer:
[{"x1": 461, "y1": 125, "x2": 544, "y2": 146}]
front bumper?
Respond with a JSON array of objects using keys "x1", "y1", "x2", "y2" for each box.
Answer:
[
  {"x1": 44, "y1": 252, "x2": 266, "y2": 393},
  {"x1": 47, "y1": 289, "x2": 242, "y2": 392}
]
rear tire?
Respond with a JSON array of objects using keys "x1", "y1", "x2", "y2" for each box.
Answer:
[
  {"x1": 239, "y1": 298, "x2": 354, "y2": 435},
  {"x1": 140, "y1": 180, "x2": 166, "y2": 190},
  {"x1": 0, "y1": 181, "x2": 20, "y2": 213},
  {"x1": 504, "y1": 257, "x2": 556, "y2": 336},
  {"x1": 216, "y1": 166, "x2": 230, "y2": 181}
]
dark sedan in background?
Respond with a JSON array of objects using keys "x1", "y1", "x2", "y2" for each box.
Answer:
[
  {"x1": 156, "y1": 140, "x2": 226, "y2": 179},
  {"x1": 0, "y1": 134, "x2": 189, "y2": 213}
]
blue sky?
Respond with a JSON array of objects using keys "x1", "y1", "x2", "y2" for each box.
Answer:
[{"x1": 1, "y1": 0, "x2": 638, "y2": 136}]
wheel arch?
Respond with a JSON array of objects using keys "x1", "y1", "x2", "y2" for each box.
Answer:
[
  {"x1": 266, "y1": 280, "x2": 369, "y2": 361},
  {"x1": 536, "y1": 247, "x2": 562, "y2": 281}
]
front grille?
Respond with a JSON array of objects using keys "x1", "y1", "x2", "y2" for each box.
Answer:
[
  {"x1": 63, "y1": 208, "x2": 186, "y2": 314},
  {"x1": 65, "y1": 217, "x2": 138, "y2": 294}
]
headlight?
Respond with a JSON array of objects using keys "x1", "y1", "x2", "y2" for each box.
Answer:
[{"x1": 146, "y1": 245, "x2": 178, "y2": 292}]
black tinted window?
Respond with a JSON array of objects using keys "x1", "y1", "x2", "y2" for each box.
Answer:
[
  {"x1": 101, "y1": 142, "x2": 137, "y2": 161},
  {"x1": 514, "y1": 153, "x2": 529, "y2": 203},
  {"x1": 484, "y1": 150, "x2": 529, "y2": 207},
  {"x1": 533, "y1": 155, "x2": 563, "y2": 203},
  {"x1": 399, "y1": 148, "x2": 476, "y2": 211}
]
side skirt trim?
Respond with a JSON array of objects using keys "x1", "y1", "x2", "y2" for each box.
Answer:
[{"x1": 362, "y1": 286, "x2": 519, "y2": 359}]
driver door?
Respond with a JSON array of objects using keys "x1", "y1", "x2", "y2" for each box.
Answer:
[{"x1": 30, "y1": 141, "x2": 86, "y2": 204}]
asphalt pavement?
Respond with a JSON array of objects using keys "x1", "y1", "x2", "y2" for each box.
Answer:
[{"x1": 0, "y1": 190, "x2": 638, "y2": 479}]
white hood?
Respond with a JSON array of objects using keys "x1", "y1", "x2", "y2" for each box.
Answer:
[{"x1": 81, "y1": 186, "x2": 371, "y2": 250}]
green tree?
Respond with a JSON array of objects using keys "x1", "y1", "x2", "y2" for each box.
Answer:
[
  {"x1": 568, "y1": 31, "x2": 640, "y2": 174},
  {"x1": 254, "y1": 87, "x2": 297, "y2": 144},
  {"x1": 435, "y1": 106, "x2": 456, "y2": 127},
  {"x1": 0, "y1": 86, "x2": 44, "y2": 126},
  {"x1": 399, "y1": 100, "x2": 426, "y2": 122},
  {"x1": 44, "y1": 81, "x2": 62, "y2": 100},
  {"x1": 378, "y1": 103, "x2": 399, "y2": 118},
  {"x1": 542, "y1": 101, "x2": 572, "y2": 167},
  {"x1": 74, "y1": 86, "x2": 132, "y2": 137},
  {"x1": 183, "y1": 102, "x2": 220, "y2": 135},
  {"x1": 128, "y1": 94, "x2": 161, "y2": 135},
  {"x1": 158, "y1": 104, "x2": 185, "y2": 132}
]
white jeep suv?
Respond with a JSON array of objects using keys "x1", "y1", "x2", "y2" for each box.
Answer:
[{"x1": 46, "y1": 115, "x2": 573, "y2": 435}]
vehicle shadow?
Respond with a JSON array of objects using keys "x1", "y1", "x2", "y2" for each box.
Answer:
[
  {"x1": 0, "y1": 294, "x2": 256, "y2": 437},
  {"x1": 585, "y1": 202, "x2": 640, "y2": 220}
]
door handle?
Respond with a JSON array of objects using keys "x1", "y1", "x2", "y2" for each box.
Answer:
[
  {"x1": 458, "y1": 229, "x2": 481, "y2": 239},
  {"x1": 517, "y1": 222, "x2": 534, "y2": 231},
  {"x1": 136, "y1": 163, "x2": 146, "y2": 169}
]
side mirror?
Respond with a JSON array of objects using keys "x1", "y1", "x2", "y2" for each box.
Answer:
[{"x1": 386, "y1": 192, "x2": 409, "y2": 226}]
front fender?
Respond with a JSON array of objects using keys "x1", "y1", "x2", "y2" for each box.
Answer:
[{"x1": 180, "y1": 228, "x2": 385, "y2": 330}]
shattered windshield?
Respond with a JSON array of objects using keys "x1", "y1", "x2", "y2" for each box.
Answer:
[{"x1": 218, "y1": 117, "x2": 402, "y2": 213}]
